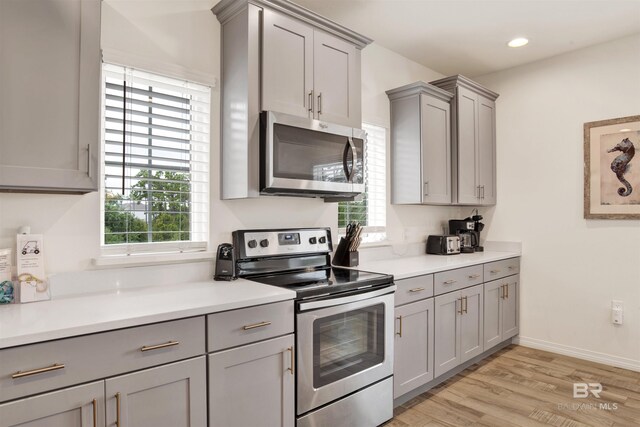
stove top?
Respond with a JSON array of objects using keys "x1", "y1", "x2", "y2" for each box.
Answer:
[{"x1": 246, "y1": 267, "x2": 393, "y2": 299}]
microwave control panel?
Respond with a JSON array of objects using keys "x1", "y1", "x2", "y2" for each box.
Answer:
[{"x1": 236, "y1": 228, "x2": 331, "y2": 258}]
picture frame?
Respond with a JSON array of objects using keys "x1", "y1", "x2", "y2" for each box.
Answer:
[{"x1": 584, "y1": 115, "x2": 640, "y2": 219}]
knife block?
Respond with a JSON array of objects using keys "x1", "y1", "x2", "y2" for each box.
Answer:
[{"x1": 332, "y1": 237, "x2": 359, "y2": 267}]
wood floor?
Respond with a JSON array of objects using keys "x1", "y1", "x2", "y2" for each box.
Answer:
[{"x1": 388, "y1": 345, "x2": 640, "y2": 427}]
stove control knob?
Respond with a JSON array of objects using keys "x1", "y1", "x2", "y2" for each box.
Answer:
[
  {"x1": 309, "y1": 237, "x2": 317, "y2": 244},
  {"x1": 260, "y1": 239, "x2": 270, "y2": 248},
  {"x1": 247, "y1": 239, "x2": 257, "y2": 249},
  {"x1": 318, "y1": 236, "x2": 327, "y2": 244}
]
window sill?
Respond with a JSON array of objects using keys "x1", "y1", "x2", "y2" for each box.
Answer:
[{"x1": 93, "y1": 251, "x2": 215, "y2": 269}]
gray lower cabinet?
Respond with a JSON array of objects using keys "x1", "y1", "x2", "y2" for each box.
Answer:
[
  {"x1": 105, "y1": 357, "x2": 207, "y2": 427},
  {"x1": 387, "y1": 82, "x2": 454, "y2": 205},
  {"x1": 434, "y1": 284, "x2": 484, "y2": 378},
  {"x1": 209, "y1": 334, "x2": 295, "y2": 427},
  {"x1": 0, "y1": 381, "x2": 105, "y2": 427},
  {"x1": 0, "y1": 0, "x2": 100, "y2": 193},
  {"x1": 484, "y1": 275, "x2": 520, "y2": 351},
  {"x1": 394, "y1": 298, "x2": 435, "y2": 398}
]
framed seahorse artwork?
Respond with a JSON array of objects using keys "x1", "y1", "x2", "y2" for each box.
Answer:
[{"x1": 584, "y1": 115, "x2": 640, "y2": 219}]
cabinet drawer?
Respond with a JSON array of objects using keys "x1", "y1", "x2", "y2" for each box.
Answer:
[
  {"x1": 434, "y1": 265, "x2": 483, "y2": 295},
  {"x1": 207, "y1": 301, "x2": 294, "y2": 352},
  {"x1": 395, "y1": 275, "x2": 434, "y2": 306},
  {"x1": 484, "y1": 257, "x2": 520, "y2": 281},
  {"x1": 0, "y1": 316, "x2": 205, "y2": 402}
]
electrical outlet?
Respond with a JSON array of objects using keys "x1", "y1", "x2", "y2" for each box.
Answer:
[{"x1": 611, "y1": 300, "x2": 623, "y2": 325}]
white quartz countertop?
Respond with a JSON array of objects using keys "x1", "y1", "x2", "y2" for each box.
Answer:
[
  {"x1": 356, "y1": 250, "x2": 521, "y2": 280},
  {"x1": 0, "y1": 279, "x2": 295, "y2": 349}
]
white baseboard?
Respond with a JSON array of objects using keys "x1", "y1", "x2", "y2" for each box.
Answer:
[{"x1": 514, "y1": 336, "x2": 640, "y2": 372}]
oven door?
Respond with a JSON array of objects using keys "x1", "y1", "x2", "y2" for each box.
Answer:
[
  {"x1": 296, "y1": 286, "x2": 394, "y2": 415},
  {"x1": 261, "y1": 111, "x2": 365, "y2": 196}
]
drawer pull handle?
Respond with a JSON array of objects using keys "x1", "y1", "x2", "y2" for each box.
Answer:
[
  {"x1": 508, "y1": 265, "x2": 516, "y2": 270},
  {"x1": 140, "y1": 341, "x2": 180, "y2": 352},
  {"x1": 287, "y1": 346, "x2": 295, "y2": 375},
  {"x1": 12, "y1": 363, "x2": 65, "y2": 379},
  {"x1": 92, "y1": 398, "x2": 97, "y2": 427},
  {"x1": 409, "y1": 287, "x2": 425, "y2": 293},
  {"x1": 115, "y1": 392, "x2": 121, "y2": 427},
  {"x1": 468, "y1": 274, "x2": 480, "y2": 279},
  {"x1": 443, "y1": 280, "x2": 457, "y2": 285},
  {"x1": 490, "y1": 269, "x2": 501, "y2": 274},
  {"x1": 243, "y1": 321, "x2": 272, "y2": 330}
]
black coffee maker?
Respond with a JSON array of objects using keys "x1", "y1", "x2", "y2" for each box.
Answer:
[{"x1": 449, "y1": 211, "x2": 485, "y2": 253}]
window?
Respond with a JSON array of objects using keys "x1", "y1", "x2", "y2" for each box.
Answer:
[
  {"x1": 338, "y1": 123, "x2": 386, "y2": 242},
  {"x1": 101, "y1": 64, "x2": 211, "y2": 255}
]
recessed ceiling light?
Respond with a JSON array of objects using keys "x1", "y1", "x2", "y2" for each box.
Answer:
[
  {"x1": 619, "y1": 128, "x2": 631, "y2": 132},
  {"x1": 508, "y1": 38, "x2": 529, "y2": 48}
]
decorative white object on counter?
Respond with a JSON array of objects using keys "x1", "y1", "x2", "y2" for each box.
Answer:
[
  {"x1": 16, "y1": 234, "x2": 49, "y2": 303},
  {"x1": 0, "y1": 249, "x2": 14, "y2": 304}
]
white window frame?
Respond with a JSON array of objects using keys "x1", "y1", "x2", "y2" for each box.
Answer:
[
  {"x1": 338, "y1": 122, "x2": 387, "y2": 244},
  {"x1": 98, "y1": 63, "x2": 212, "y2": 259}
]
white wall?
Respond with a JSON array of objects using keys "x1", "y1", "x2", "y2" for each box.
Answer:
[
  {"x1": 476, "y1": 34, "x2": 640, "y2": 369},
  {"x1": 0, "y1": 1, "x2": 456, "y2": 276}
]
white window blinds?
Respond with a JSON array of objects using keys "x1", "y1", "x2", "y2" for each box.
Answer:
[
  {"x1": 101, "y1": 64, "x2": 211, "y2": 254},
  {"x1": 338, "y1": 123, "x2": 387, "y2": 242}
]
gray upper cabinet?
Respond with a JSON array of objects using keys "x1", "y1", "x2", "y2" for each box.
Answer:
[
  {"x1": 262, "y1": 8, "x2": 314, "y2": 118},
  {"x1": 430, "y1": 75, "x2": 499, "y2": 206},
  {"x1": 209, "y1": 334, "x2": 295, "y2": 427},
  {"x1": 0, "y1": 381, "x2": 105, "y2": 427},
  {"x1": 394, "y1": 298, "x2": 435, "y2": 398},
  {"x1": 261, "y1": 9, "x2": 360, "y2": 127},
  {"x1": 213, "y1": 0, "x2": 372, "y2": 199},
  {"x1": 0, "y1": 0, "x2": 101, "y2": 193},
  {"x1": 388, "y1": 82, "x2": 454, "y2": 205}
]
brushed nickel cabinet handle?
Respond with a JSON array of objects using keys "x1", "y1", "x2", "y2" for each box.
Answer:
[
  {"x1": 481, "y1": 185, "x2": 485, "y2": 200},
  {"x1": 115, "y1": 392, "x2": 121, "y2": 427},
  {"x1": 87, "y1": 144, "x2": 92, "y2": 178},
  {"x1": 457, "y1": 298, "x2": 463, "y2": 315},
  {"x1": 444, "y1": 279, "x2": 457, "y2": 285},
  {"x1": 468, "y1": 274, "x2": 480, "y2": 279},
  {"x1": 490, "y1": 269, "x2": 501, "y2": 274},
  {"x1": 12, "y1": 363, "x2": 65, "y2": 379},
  {"x1": 317, "y1": 92, "x2": 322, "y2": 114},
  {"x1": 500, "y1": 284, "x2": 504, "y2": 299},
  {"x1": 308, "y1": 90, "x2": 313, "y2": 113},
  {"x1": 409, "y1": 287, "x2": 425, "y2": 293},
  {"x1": 396, "y1": 316, "x2": 403, "y2": 337},
  {"x1": 477, "y1": 185, "x2": 481, "y2": 199},
  {"x1": 424, "y1": 181, "x2": 429, "y2": 196},
  {"x1": 506, "y1": 284, "x2": 509, "y2": 299},
  {"x1": 508, "y1": 265, "x2": 516, "y2": 270},
  {"x1": 92, "y1": 398, "x2": 97, "y2": 427},
  {"x1": 463, "y1": 296, "x2": 468, "y2": 314},
  {"x1": 287, "y1": 346, "x2": 295, "y2": 375},
  {"x1": 243, "y1": 321, "x2": 272, "y2": 330},
  {"x1": 140, "y1": 341, "x2": 179, "y2": 352}
]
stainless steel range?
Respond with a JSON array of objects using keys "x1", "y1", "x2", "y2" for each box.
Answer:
[{"x1": 232, "y1": 228, "x2": 395, "y2": 427}]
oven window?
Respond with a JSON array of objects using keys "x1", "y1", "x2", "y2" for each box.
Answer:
[{"x1": 313, "y1": 303, "x2": 384, "y2": 388}]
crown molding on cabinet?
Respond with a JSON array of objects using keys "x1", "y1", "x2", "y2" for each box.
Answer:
[
  {"x1": 430, "y1": 74, "x2": 500, "y2": 101},
  {"x1": 385, "y1": 81, "x2": 454, "y2": 103},
  {"x1": 212, "y1": 0, "x2": 374, "y2": 49}
]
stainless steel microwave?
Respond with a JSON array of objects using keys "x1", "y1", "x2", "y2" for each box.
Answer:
[{"x1": 260, "y1": 111, "x2": 365, "y2": 200}]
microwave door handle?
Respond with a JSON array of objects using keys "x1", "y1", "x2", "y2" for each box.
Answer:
[{"x1": 342, "y1": 137, "x2": 357, "y2": 182}]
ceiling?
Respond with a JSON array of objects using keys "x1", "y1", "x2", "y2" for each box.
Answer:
[{"x1": 293, "y1": 0, "x2": 640, "y2": 77}]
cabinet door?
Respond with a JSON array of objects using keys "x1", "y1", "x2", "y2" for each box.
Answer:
[
  {"x1": 477, "y1": 95, "x2": 496, "y2": 205},
  {"x1": 502, "y1": 276, "x2": 519, "y2": 339},
  {"x1": 455, "y1": 87, "x2": 479, "y2": 204},
  {"x1": 105, "y1": 357, "x2": 207, "y2": 427},
  {"x1": 421, "y1": 94, "x2": 451, "y2": 204},
  {"x1": 434, "y1": 291, "x2": 461, "y2": 378},
  {"x1": 0, "y1": 0, "x2": 100, "y2": 192},
  {"x1": 460, "y1": 284, "x2": 484, "y2": 363},
  {"x1": 209, "y1": 335, "x2": 294, "y2": 427},
  {"x1": 0, "y1": 381, "x2": 104, "y2": 427},
  {"x1": 262, "y1": 8, "x2": 314, "y2": 118},
  {"x1": 394, "y1": 298, "x2": 435, "y2": 398},
  {"x1": 313, "y1": 31, "x2": 360, "y2": 127},
  {"x1": 483, "y1": 280, "x2": 504, "y2": 351}
]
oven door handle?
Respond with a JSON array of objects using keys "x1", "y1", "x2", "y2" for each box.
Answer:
[{"x1": 298, "y1": 285, "x2": 395, "y2": 311}]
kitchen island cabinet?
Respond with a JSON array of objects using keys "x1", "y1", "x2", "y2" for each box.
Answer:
[{"x1": 0, "y1": 0, "x2": 101, "y2": 193}]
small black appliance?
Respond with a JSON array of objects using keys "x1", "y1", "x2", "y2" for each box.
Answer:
[
  {"x1": 426, "y1": 235, "x2": 460, "y2": 255},
  {"x1": 214, "y1": 243, "x2": 236, "y2": 281},
  {"x1": 449, "y1": 211, "x2": 485, "y2": 252}
]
